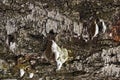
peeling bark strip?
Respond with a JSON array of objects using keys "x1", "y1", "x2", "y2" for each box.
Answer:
[{"x1": 81, "y1": 18, "x2": 107, "y2": 42}]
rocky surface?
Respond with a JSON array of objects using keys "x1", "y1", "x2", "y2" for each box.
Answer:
[{"x1": 0, "y1": 0, "x2": 120, "y2": 80}]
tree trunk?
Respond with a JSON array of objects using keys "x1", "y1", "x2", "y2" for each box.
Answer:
[{"x1": 0, "y1": 0, "x2": 120, "y2": 79}]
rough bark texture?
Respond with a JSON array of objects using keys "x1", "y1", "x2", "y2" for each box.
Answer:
[{"x1": 0, "y1": 0, "x2": 120, "y2": 80}]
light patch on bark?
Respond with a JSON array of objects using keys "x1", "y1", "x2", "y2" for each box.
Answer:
[
  {"x1": 20, "y1": 69, "x2": 25, "y2": 77},
  {"x1": 51, "y1": 40, "x2": 68, "y2": 70},
  {"x1": 101, "y1": 47, "x2": 120, "y2": 77},
  {"x1": 29, "y1": 73, "x2": 34, "y2": 78},
  {"x1": 92, "y1": 22, "x2": 99, "y2": 40},
  {"x1": 100, "y1": 19, "x2": 107, "y2": 33},
  {"x1": 10, "y1": 42, "x2": 16, "y2": 53},
  {"x1": 5, "y1": 19, "x2": 17, "y2": 35}
]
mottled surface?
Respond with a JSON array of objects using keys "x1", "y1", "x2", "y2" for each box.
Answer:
[{"x1": 0, "y1": 0, "x2": 120, "y2": 80}]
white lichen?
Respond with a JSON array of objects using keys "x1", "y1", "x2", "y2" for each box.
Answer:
[
  {"x1": 9, "y1": 42, "x2": 16, "y2": 53},
  {"x1": 20, "y1": 68, "x2": 25, "y2": 77},
  {"x1": 29, "y1": 72, "x2": 34, "y2": 78},
  {"x1": 20, "y1": 68, "x2": 34, "y2": 78},
  {"x1": 51, "y1": 40, "x2": 68, "y2": 70}
]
